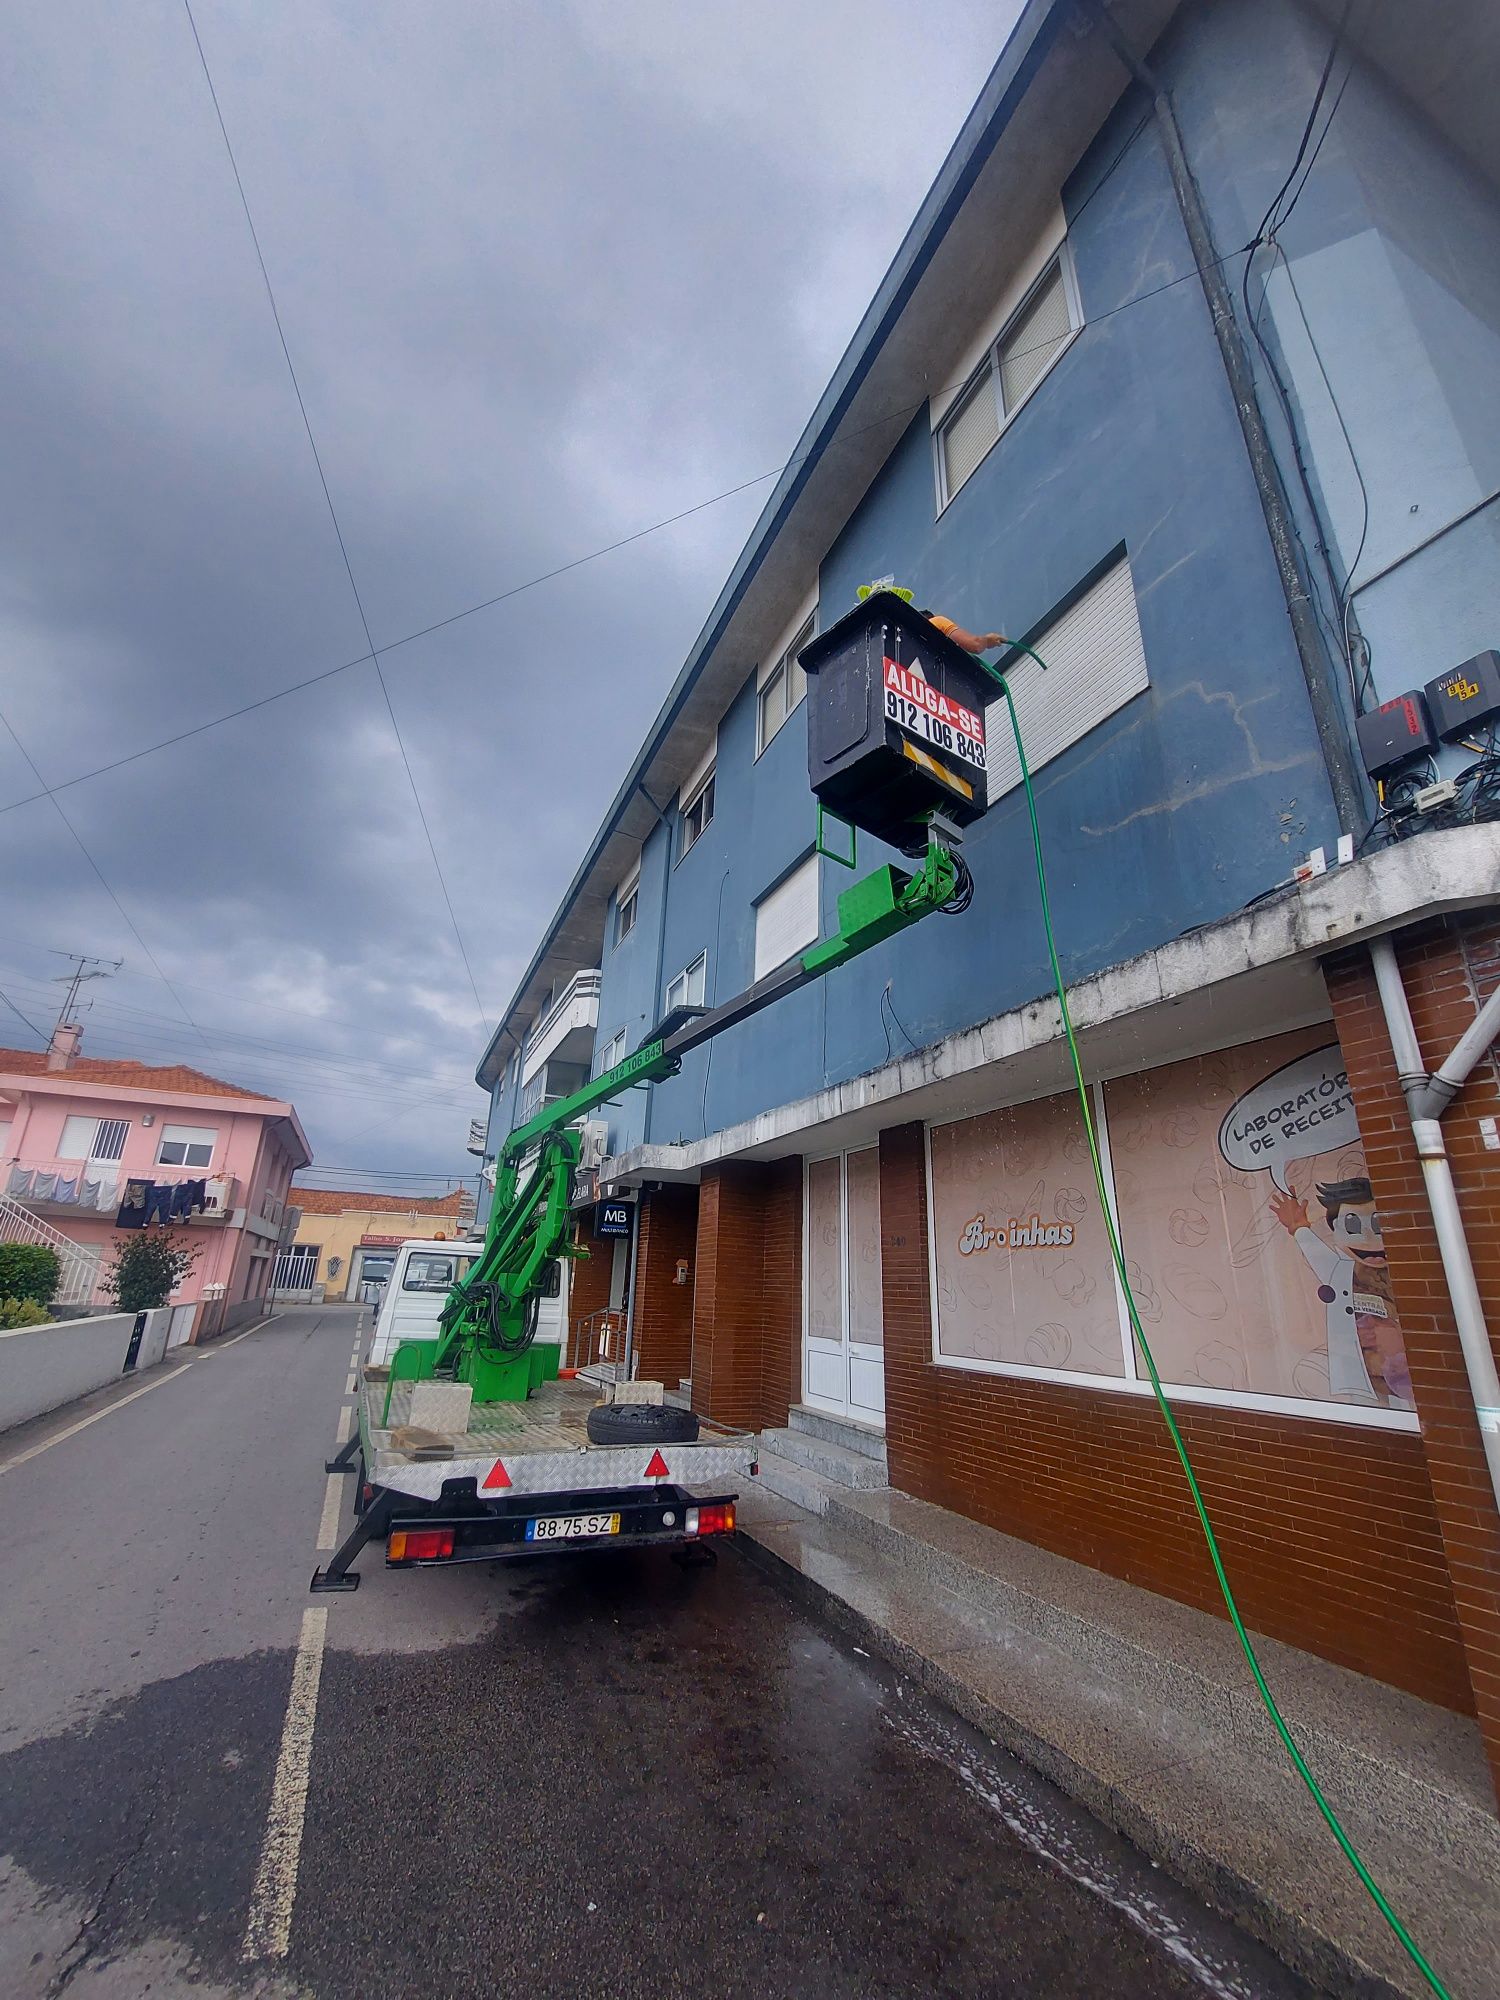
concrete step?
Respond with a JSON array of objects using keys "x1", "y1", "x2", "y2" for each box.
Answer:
[
  {"x1": 760, "y1": 1425, "x2": 888, "y2": 1489},
  {"x1": 752, "y1": 1448, "x2": 842, "y2": 1518},
  {"x1": 788, "y1": 1402, "x2": 887, "y2": 1461}
]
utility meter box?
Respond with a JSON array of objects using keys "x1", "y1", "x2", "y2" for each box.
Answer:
[
  {"x1": 1355, "y1": 689, "x2": 1436, "y2": 779},
  {"x1": 799, "y1": 592, "x2": 992, "y2": 851},
  {"x1": 1425, "y1": 650, "x2": 1500, "y2": 742}
]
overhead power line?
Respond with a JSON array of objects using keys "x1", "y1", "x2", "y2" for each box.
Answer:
[
  {"x1": 0, "y1": 239, "x2": 1255, "y2": 826},
  {"x1": 0, "y1": 985, "x2": 48, "y2": 1044},
  {"x1": 181, "y1": 0, "x2": 490, "y2": 1039}
]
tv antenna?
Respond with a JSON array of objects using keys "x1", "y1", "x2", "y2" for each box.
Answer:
[{"x1": 50, "y1": 953, "x2": 123, "y2": 1038}]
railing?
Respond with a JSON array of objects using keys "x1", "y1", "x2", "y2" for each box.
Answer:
[
  {"x1": 526, "y1": 969, "x2": 601, "y2": 1052},
  {"x1": 0, "y1": 1194, "x2": 103, "y2": 1307},
  {"x1": 571, "y1": 1306, "x2": 626, "y2": 1372}
]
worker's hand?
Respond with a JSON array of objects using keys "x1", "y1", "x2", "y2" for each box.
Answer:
[
  {"x1": 975, "y1": 633, "x2": 1008, "y2": 651},
  {"x1": 1269, "y1": 1188, "x2": 1309, "y2": 1233}
]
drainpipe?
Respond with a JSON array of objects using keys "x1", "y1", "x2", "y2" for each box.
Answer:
[
  {"x1": 621, "y1": 1193, "x2": 643, "y2": 1385},
  {"x1": 1091, "y1": 4, "x2": 1365, "y2": 834},
  {"x1": 1370, "y1": 935, "x2": 1500, "y2": 1510}
]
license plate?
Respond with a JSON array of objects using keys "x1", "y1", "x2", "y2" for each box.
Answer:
[{"x1": 525, "y1": 1511, "x2": 621, "y2": 1542}]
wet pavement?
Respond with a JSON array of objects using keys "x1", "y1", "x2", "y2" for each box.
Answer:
[{"x1": 0, "y1": 1306, "x2": 1321, "y2": 1999}]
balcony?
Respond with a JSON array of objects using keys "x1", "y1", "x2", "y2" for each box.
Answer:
[
  {"x1": 466, "y1": 1116, "x2": 488, "y2": 1156},
  {"x1": 520, "y1": 969, "x2": 600, "y2": 1089},
  {"x1": 3, "y1": 1157, "x2": 238, "y2": 1224}
]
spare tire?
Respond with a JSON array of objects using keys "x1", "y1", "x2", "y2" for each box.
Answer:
[{"x1": 586, "y1": 1401, "x2": 700, "y2": 1445}]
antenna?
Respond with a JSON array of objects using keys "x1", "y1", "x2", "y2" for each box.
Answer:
[{"x1": 49, "y1": 952, "x2": 123, "y2": 1042}]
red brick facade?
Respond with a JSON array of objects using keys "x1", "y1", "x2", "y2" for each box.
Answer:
[
  {"x1": 632, "y1": 1184, "x2": 698, "y2": 1388},
  {"x1": 690, "y1": 1160, "x2": 801, "y2": 1432},
  {"x1": 878, "y1": 1120, "x2": 1473, "y2": 1716},
  {"x1": 1324, "y1": 918, "x2": 1500, "y2": 1789},
  {"x1": 566, "y1": 1214, "x2": 615, "y2": 1367}
]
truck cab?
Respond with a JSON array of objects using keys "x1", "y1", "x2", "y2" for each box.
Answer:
[{"x1": 368, "y1": 1239, "x2": 478, "y2": 1366}]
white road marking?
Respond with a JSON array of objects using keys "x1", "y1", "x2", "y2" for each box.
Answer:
[
  {"x1": 241, "y1": 1606, "x2": 328, "y2": 1962},
  {"x1": 343, "y1": 1371, "x2": 357, "y2": 1396},
  {"x1": 315, "y1": 1473, "x2": 346, "y2": 1553},
  {"x1": 334, "y1": 1404, "x2": 353, "y2": 1445},
  {"x1": 0, "y1": 1366, "x2": 193, "y2": 1477}
]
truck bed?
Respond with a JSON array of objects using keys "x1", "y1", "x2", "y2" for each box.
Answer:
[{"x1": 359, "y1": 1371, "x2": 758, "y2": 1504}]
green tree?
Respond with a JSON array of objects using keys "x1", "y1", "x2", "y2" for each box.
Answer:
[
  {"x1": 103, "y1": 1232, "x2": 199, "y2": 1312},
  {"x1": 0, "y1": 1243, "x2": 61, "y2": 1306}
]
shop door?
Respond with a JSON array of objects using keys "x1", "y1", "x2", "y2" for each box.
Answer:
[{"x1": 803, "y1": 1148, "x2": 885, "y2": 1425}]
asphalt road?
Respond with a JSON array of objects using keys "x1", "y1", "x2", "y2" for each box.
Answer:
[{"x1": 0, "y1": 1305, "x2": 1319, "y2": 2000}]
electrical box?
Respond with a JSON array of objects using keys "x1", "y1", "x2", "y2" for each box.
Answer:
[
  {"x1": 799, "y1": 591, "x2": 992, "y2": 851},
  {"x1": 1355, "y1": 690, "x2": 1436, "y2": 779},
  {"x1": 1424, "y1": 650, "x2": 1500, "y2": 742}
]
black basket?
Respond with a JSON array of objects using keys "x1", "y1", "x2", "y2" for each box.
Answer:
[{"x1": 799, "y1": 592, "x2": 993, "y2": 850}]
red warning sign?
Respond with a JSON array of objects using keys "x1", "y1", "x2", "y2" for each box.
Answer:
[
  {"x1": 643, "y1": 1449, "x2": 670, "y2": 1479},
  {"x1": 481, "y1": 1457, "x2": 512, "y2": 1490}
]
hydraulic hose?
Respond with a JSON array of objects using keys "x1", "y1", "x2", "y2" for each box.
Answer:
[{"x1": 986, "y1": 644, "x2": 1449, "y2": 1998}]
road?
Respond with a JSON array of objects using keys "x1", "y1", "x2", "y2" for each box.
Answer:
[{"x1": 0, "y1": 1305, "x2": 1317, "y2": 2000}]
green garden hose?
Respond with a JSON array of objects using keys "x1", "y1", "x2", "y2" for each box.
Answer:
[{"x1": 983, "y1": 644, "x2": 1450, "y2": 1999}]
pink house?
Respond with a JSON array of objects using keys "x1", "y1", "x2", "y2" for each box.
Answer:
[{"x1": 0, "y1": 1028, "x2": 312, "y2": 1339}]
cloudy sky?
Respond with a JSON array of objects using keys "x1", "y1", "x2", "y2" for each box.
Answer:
[{"x1": 1, "y1": 0, "x2": 1014, "y2": 1192}]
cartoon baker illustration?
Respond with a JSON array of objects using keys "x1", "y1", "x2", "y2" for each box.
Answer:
[{"x1": 1269, "y1": 1176, "x2": 1414, "y2": 1408}]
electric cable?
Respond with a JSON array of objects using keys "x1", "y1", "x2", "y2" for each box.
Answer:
[
  {"x1": 0, "y1": 707, "x2": 216, "y2": 1053},
  {"x1": 0, "y1": 240, "x2": 1259, "y2": 826},
  {"x1": 983, "y1": 642, "x2": 1450, "y2": 1999},
  {"x1": 0, "y1": 985, "x2": 48, "y2": 1045},
  {"x1": 182, "y1": 0, "x2": 490, "y2": 1038}
]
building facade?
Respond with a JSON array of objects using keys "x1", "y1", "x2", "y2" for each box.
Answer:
[
  {"x1": 282, "y1": 1185, "x2": 474, "y2": 1304},
  {"x1": 475, "y1": 0, "x2": 1500, "y2": 1794},
  {"x1": 0, "y1": 1031, "x2": 311, "y2": 1338}
]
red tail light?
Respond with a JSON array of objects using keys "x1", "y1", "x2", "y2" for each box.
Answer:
[
  {"x1": 686, "y1": 1502, "x2": 735, "y2": 1537},
  {"x1": 388, "y1": 1526, "x2": 454, "y2": 1563}
]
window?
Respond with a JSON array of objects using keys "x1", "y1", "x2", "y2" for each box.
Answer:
[
  {"x1": 936, "y1": 253, "x2": 1078, "y2": 506},
  {"x1": 58, "y1": 1115, "x2": 130, "y2": 1162},
  {"x1": 754, "y1": 854, "x2": 820, "y2": 979},
  {"x1": 757, "y1": 614, "x2": 814, "y2": 754},
  {"x1": 983, "y1": 555, "x2": 1148, "y2": 799},
  {"x1": 664, "y1": 952, "x2": 707, "y2": 1014},
  {"x1": 156, "y1": 1123, "x2": 217, "y2": 1169},
  {"x1": 403, "y1": 1251, "x2": 474, "y2": 1293},
  {"x1": 615, "y1": 881, "x2": 638, "y2": 944},
  {"x1": 680, "y1": 769, "x2": 715, "y2": 856},
  {"x1": 596, "y1": 1028, "x2": 626, "y2": 1075}
]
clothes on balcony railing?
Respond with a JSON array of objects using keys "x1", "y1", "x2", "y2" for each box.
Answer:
[
  {"x1": 116, "y1": 1177, "x2": 208, "y2": 1228},
  {"x1": 7, "y1": 1164, "x2": 121, "y2": 1212}
]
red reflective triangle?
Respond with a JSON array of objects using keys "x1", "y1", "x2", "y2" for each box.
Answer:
[
  {"x1": 482, "y1": 1457, "x2": 512, "y2": 1490},
  {"x1": 643, "y1": 1449, "x2": 670, "y2": 1479}
]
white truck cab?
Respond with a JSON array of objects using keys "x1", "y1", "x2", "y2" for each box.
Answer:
[{"x1": 366, "y1": 1237, "x2": 569, "y2": 1368}]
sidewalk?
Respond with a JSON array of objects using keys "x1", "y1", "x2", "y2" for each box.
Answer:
[{"x1": 735, "y1": 1472, "x2": 1500, "y2": 2000}]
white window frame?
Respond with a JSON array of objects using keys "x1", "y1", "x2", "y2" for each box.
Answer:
[
  {"x1": 614, "y1": 881, "x2": 639, "y2": 945},
  {"x1": 664, "y1": 951, "x2": 707, "y2": 1015},
  {"x1": 679, "y1": 766, "x2": 716, "y2": 858},
  {"x1": 596, "y1": 1028, "x2": 626, "y2": 1075},
  {"x1": 933, "y1": 238, "x2": 1082, "y2": 512},
  {"x1": 156, "y1": 1124, "x2": 217, "y2": 1169},
  {"x1": 756, "y1": 596, "x2": 817, "y2": 757},
  {"x1": 922, "y1": 1088, "x2": 1420, "y2": 1434}
]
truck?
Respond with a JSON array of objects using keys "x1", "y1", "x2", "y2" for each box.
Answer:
[{"x1": 311, "y1": 591, "x2": 991, "y2": 1591}]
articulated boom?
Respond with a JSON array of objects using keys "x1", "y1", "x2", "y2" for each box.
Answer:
[{"x1": 404, "y1": 832, "x2": 965, "y2": 1406}]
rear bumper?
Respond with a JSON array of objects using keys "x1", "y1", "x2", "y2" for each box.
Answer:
[{"x1": 384, "y1": 1484, "x2": 737, "y2": 1567}]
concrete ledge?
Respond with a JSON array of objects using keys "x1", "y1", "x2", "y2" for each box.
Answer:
[
  {"x1": 735, "y1": 1479, "x2": 1499, "y2": 2000},
  {"x1": 0, "y1": 1309, "x2": 173, "y2": 1434}
]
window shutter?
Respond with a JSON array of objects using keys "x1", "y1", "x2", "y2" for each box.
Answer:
[
  {"x1": 999, "y1": 261, "x2": 1072, "y2": 411},
  {"x1": 754, "y1": 856, "x2": 820, "y2": 980},
  {"x1": 984, "y1": 558, "x2": 1149, "y2": 799},
  {"x1": 940, "y1": 368, "x2": 1001, "y2": 500},
  {"x1": 58, "y1": 1115, "x2": 98, "y2": 1160}
]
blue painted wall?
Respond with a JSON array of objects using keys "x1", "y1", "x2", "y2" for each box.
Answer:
[{"x1": 492, "y1": 0, "x2": 1500, "y2": 1157}]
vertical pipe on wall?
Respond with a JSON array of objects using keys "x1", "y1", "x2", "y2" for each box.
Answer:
[
  {"x1": 1370, "y1": 935, "x2": 1500, "y2": 1513},
  {"x1": 1090, "y1": 4, "x2": 1366, "y2": 833}
]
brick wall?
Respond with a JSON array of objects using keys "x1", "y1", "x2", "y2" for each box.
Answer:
[
  {"x1": 565, "y1": 1215, "x2": 614, "y2": 1368},
  {"x1": 1325, "y1": 917, "x2": 1500, "y2": 1791},
  {"x1": 691, "y1": 1160, "x2": 801, "y2": 1432},
  {"x1": 633, "y1": 1184, "x2": 697, "y2": 1388},
  {"x1": 878, "y1": 1120, "x2": 1474, "y2": 1717}
]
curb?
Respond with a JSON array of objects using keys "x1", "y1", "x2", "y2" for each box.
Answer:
[{"x1": 735, "y1": 1524, "x2": 1412, "y2": 2000}]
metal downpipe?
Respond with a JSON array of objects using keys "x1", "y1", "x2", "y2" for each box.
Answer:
[{"x1": 1370, "y1": 936, "x2": 1500, "y2": 1510}]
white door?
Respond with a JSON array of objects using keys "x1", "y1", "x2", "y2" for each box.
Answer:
[{"x1": 803, "y1": 1149, "x2": 885, "y2": 1425}]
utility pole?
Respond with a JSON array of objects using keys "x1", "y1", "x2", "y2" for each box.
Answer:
[{"x1": 49, "y1": 952, "x2": 122, "y2": 1038}]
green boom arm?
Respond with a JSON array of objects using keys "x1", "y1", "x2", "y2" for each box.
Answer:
[{"x1": 415, "y1": 834, "x2": 961, "y2": 1401}]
